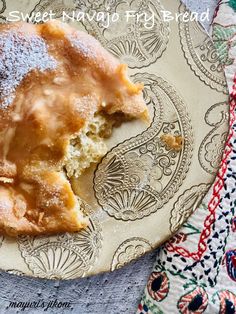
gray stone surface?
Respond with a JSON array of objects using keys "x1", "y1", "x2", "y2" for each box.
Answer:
[
  {"x1": 0, "y1": 251, "x2": 156, "y2": 313},
  {"x1": 0, "y1": 1, "x2": 216, "y2": 313}
]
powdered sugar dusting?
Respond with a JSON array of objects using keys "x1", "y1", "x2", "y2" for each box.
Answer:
[
  {"x1": 68, "y1": 33, "x2": 97, "y2": 60},
  {"x1": 0, "y1": 29, "x2": 57, "y2": 109},
  {"x1": 68, "y1": 32, "x2": 116, "y2": 73}
]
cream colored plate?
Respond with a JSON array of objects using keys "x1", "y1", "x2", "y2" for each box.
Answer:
[{"x1": 0, "y1": 0, "x2": 229, "y2": 279}]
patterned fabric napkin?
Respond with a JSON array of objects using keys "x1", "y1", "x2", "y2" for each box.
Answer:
[{"x1": 137, "y1": 2, "x2": 236, "y2": 313}]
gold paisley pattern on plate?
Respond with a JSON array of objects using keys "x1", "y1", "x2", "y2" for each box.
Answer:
[
  {"x1": 178, "y1": 4, "x2": 228, "y2": 94},
  {"x1": 29, "y1": 0, "x2": 76, "y2": 21},
  {"x1": 0, "y1": 0, "x2": 229, "y2": 279},
  {"x1": 198, "y1": 102, "x2": 229, "y2": 174},
  {"x1": 18, "y1": 202, "x2": 102, "y2": 279},
  {"x1": 111, "y1": 237, "x2": 152, "y2": 271},
  {"x1": 105, "y1": 188, "x2": 158, "y2": 221},
  {"x1": 0, "y1": 235, "x2": 4, "y2": 248},
  {"x1": 0, "y1": 0, "x2": 6, "y2": 23},
  {"x1": 169, "y1": 184, "x2": 211, "y2": 234},
  {"x1": 74, "y1": 0, "x2": 170, "y2": 68},
  {"x1": 94, "y1": 73, "x2": 194, "y2": 221}
]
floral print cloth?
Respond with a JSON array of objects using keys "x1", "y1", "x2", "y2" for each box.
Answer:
[{"x1": 137, "y1": 2, "x2": 236, "y2": 313}]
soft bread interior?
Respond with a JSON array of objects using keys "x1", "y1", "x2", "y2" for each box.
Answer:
[
  {"x1": 64, "y1": 111, "x2": 129, "y2": 181},
  {"x1": 65, "y1": 113, "x2": 109, "y2": 179}
]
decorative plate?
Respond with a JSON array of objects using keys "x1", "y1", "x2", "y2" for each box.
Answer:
[{"x1": 0, "y1": 0, "x2": 229, "y2": 279}]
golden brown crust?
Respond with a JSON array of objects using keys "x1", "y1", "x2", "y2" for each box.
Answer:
[
  {"x1": 161, "y1": 134, "x2": 183, "y2": 151},
  {"x1": 0, "y1": 20, "x2": 148, "y2": 237}
]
